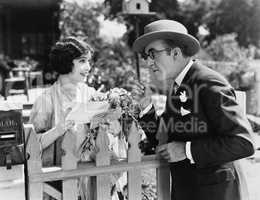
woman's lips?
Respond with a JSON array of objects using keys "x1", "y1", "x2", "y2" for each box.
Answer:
[{"x1": 80, "y1": 72, "x2": 89, "y2": 77}]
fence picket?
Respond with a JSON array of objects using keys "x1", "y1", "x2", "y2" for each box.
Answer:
[
  {"x1": 25, "y1": 125, "x2": 43, "y2": 200},
  {"x1": 95, "y1": 125, "x2": 111, "y2": 200},
  {"x1": 156, "y1": 125, "x2": 171, "y2": 200},
  {"x1": 127, "y1": 121, "x2": 142, "y2": 200},
  {"x1": 62, "y1": 131, "x2": 78, "y2": 200}
]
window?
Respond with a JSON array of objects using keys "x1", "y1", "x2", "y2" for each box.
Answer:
[{"x1": 136, "y1": 3, "x2": 141, "y2": 10}]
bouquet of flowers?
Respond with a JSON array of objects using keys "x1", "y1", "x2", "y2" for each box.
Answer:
[
  {"x1": 65, "y1": 87, "x2": 142, "y2": 161},
  {"x1": 90, "y1": 87, "x2": 142, "y2": 137}
]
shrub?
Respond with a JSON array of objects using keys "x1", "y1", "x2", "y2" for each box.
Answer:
[
  {"x1": 204, "y1": 33, "x2": 255, "y2": 91},
  {"x1": 206, "y1": 33, "x2": 249, "y2": 62}
]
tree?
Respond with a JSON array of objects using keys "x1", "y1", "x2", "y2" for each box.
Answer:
[
  {"x1": 105, "y1": 0, "x2": 260, "y2": 48},
  {"x1": 104, "y1": 0, "x2": 180, "y2": 47},
  {"x1": 205, "y1": 0, "x2": 260, "y2": 47},
  {"x1": 104, "y1": 0, "x2": 221, "y2": 47},
  {"x1": 59, "y1": 1, "x2": 102, "y2": 45}
]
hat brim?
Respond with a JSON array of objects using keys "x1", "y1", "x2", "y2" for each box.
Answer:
[{"x1": 133, "y1": 31, "x2": 200, "y2": 56}]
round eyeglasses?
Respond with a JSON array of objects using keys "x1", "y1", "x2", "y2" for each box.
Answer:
[{"x1": 141, "y1": 48, "x2": 171, "y2": 60}]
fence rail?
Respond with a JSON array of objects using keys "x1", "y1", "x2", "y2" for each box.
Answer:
[{"x1": 30, "y1": 156, "x2": 167, "y2": 183}]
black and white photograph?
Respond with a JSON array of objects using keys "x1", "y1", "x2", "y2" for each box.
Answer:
[{"x1": 1, "y1": 0, "x2": 260, "y2": 199}]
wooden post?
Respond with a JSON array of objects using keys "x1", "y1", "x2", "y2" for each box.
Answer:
[
  {"x1": 235, "y1": 91, "x2": 246, "y2": 115},
  {"x1": 62, "y1": 131, "x2": 79, "y2": 200},
  {"x1": 25, "y1": 124, "x2": 43, "y2": 200},
  {"x1": 95, "y1": 125, "x2": 111, "y2": 200},
  {"x1": 254, "y1": 68, "x2": 260, "y2": 115},
  {"x1": 127, "y1": 121, "x2": 142, "y2": 200},
  {"x1": 156, "y1": 122, "x2": 171, "y2": 200}
]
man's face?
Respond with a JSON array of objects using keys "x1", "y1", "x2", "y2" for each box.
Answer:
[{"x1": 143, "y1": 39, "x2": 180, "y2": 83}]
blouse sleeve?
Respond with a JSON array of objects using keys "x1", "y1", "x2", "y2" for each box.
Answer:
[
  {"x1": 29, "y1": 91, "x2": 53, "y2": 134},
  {"x1": 79, "y1": 83, "x2": 105, "y2": 102}
]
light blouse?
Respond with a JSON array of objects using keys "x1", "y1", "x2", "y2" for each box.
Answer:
[{"x1": 29, "y1": 79, "x2": 97, "y2": 166}]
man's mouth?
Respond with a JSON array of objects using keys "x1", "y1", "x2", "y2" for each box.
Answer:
[{"x1": 153, "y1": 68, "x2": 159, "y2": 72}]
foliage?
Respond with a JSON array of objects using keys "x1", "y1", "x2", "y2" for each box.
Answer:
[
  {"x1": 203, "y1": 33, "x2": 255, "y2": 90},
  {"x1": 105, "y1": 0, "x2": 260, "y2": 48},
  {"x1": 104, "y1": 0, "x2": 223, "y2": 47},
  {"x1": 201, "y1": 60, "x2": 253, "y2": 90},
  {"x1": 204, "y1": 0, "x2": 260, "y2": 47},
  {"x1": 206, "y1": 33, "x2": 250, "y2": 62},
  {"x1": 87, "y1": 41, "x2": 136, "y2": 91},
  {"x1": 104, "y1": 0, "x2": 200, "y2": 47},
  {"x1": 59, "y1": 1, "x2": 102, "y2": 43}
]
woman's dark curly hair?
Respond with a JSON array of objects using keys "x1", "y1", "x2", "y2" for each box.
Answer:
[{"x1": 49, "y1": 37, "x2": 94, "y2": 75}]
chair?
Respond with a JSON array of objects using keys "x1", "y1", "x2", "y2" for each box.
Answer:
[
  {"x1": 22, "y1": 103, "x2": 33, "y2": 123},
  {"x1": 28, "y1": 70, "x2": 43, "y2": 88},
  {"x1": 4, "y1": 68, "x2": 30, "y2": 101}
]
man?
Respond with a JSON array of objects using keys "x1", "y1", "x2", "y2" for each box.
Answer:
[{"x1": 132, "y1": 20, "x2": 255, "y2": 200}]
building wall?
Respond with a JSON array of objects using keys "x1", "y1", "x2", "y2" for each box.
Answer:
[{"x1": 0, "y1": 2, "x2": 60, "y2": 61}]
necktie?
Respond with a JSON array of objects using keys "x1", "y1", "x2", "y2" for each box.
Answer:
[{"x1": 165, "y1": 81, "x2": 178, "y2": 112}]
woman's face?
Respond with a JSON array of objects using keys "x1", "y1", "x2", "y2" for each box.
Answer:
[{"x1": 69, "y1": 51, "x2": 92, "y2": 83}]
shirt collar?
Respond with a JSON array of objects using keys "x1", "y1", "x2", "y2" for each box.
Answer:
[{"x1": 175, "y1": 59, "x2": 193, "y2": 86}]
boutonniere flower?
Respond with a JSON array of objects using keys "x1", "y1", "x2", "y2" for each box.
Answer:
[
  {"x1": 180, "y1": 106, "x2": 191, "y2": 116},
  {"x1": 179, "y1": 91, "x2": 187, "y2": 103}
]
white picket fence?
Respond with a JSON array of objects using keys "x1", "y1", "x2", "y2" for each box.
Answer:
[{"x1": 25, "y1": 121, "x2": 171, "y2": 200}]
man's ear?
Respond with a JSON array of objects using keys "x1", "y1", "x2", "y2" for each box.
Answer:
[
  {"x1": 171, "y1": 48, "x2": 178, "y2": 58},
  {"x1": 172, "y1": 48, "x2": 181, "y2": 57}
]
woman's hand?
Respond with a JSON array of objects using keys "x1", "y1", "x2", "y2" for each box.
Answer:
[{"x1": 56, "y1": 107, "x2": 75, "y2": 136}]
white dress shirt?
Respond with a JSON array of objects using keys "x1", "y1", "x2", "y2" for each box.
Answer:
[{"x1": 174, "y1": 60, "x2": 194, "y2": 163}]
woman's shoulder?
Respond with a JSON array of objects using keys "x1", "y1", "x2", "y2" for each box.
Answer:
[
  {"x1": 29, "y1": 86, "x2": 55, "y2": 128},
  {"x1": 32, "y1": 85, "x2": 55, "y2": 111},
  {"x1": 36, "y1": 87, "x2": 53, "y2": 101}
]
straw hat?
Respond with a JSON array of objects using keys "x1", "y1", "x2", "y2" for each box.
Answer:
[{"x1": 133, "y1": 20, "x2": 200, "y2": 56}]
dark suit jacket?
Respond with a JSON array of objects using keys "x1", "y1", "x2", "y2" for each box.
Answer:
[{"x1": 140, "y1": 61, "x2": 255, "y2": 200}]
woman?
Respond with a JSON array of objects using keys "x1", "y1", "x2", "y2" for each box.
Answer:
[
  {"x1": 29, "y1": 37, "x2": 104, "y2": 199},
  {"x1": 30, "y1": 37, "x2": 128, "y2": 200},
  {"x1": 30, "y1": 37, "x2": 96, "y2": 167}
]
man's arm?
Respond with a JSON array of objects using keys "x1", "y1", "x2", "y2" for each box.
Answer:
[
  {"x1": 190, "y1": 80, "x2": 255, "y2": 168},
  {"x1": 139, "y1": 105, "x2": 159, "y2": 154}
]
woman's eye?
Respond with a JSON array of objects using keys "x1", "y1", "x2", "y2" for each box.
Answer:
[{"x1": 79, "y1": 59, "x2": 86, "y2": 63}]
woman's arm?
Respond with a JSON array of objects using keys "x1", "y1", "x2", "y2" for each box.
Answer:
[
  {"x1": 29, "y1": 92, "x2": 68, "y2": 150},
  {"x1": 37, "y1": 123, "x2": 66, "y2": 149}
]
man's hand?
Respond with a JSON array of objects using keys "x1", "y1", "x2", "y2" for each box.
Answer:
[
  {"x1": 156, "y1": 141, "x2": 187, "y2": 162},
  {"x1": 129, "y1": 80, "x2": 153, "y2": 109}
]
